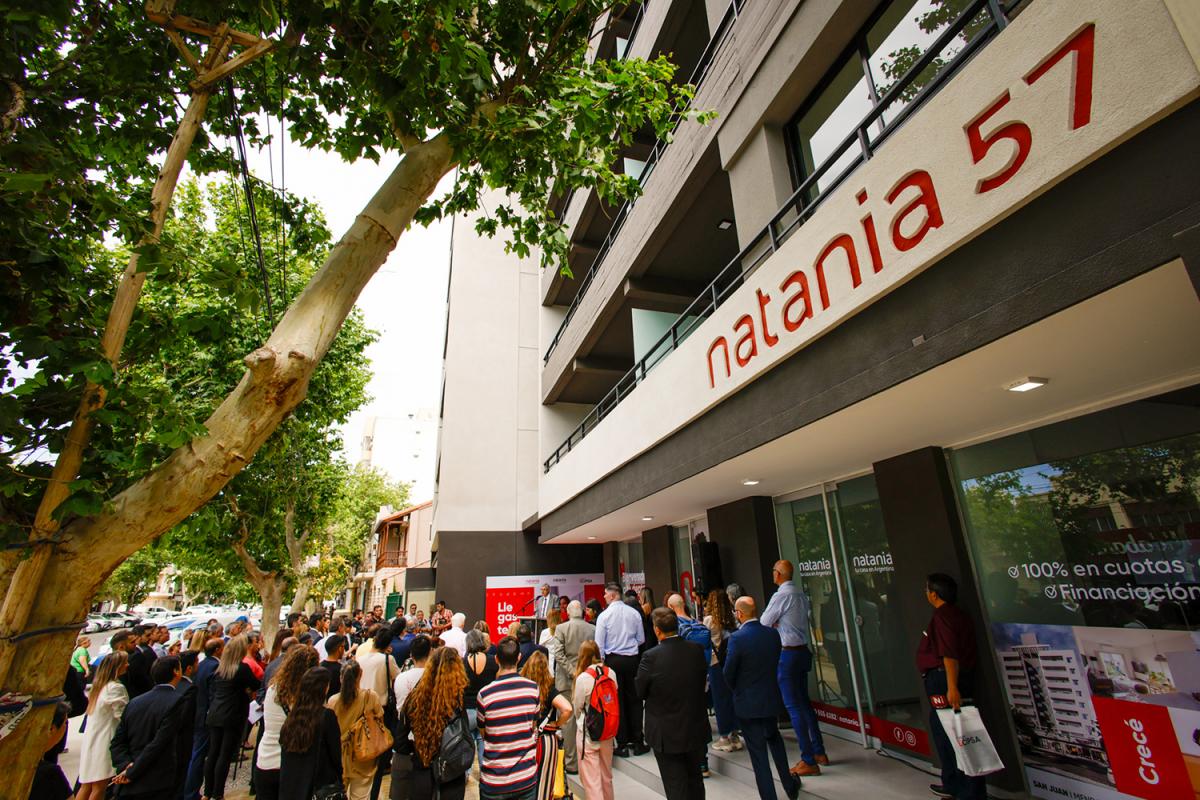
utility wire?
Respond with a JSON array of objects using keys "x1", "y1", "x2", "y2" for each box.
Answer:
[{"x1": 226, "y1": 80, "x2": 274, "y2": 322}]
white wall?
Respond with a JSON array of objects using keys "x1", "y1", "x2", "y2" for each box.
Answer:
[{"x1": 434, "y1": 195, "x2": 542, "y2": 534}]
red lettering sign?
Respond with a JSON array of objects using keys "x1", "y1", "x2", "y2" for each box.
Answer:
[
  {"x1": 1093, "y1": 696, "x2": 1192, "y2": 800},
  {"x1": 485, "y1": 586, "x2": 534, "y2": 638}
]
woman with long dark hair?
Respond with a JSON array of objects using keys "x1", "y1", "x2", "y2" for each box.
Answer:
[
  {"x1": 203, "y1": 634, "x2": 262, "y2": 799},
  {"x1": 521, "y1": 651, "x2": 572, "y2": 800},
  {"x1": 279, "y1": 667, "x2": 343, "y2": 800},
  {"x1": 328, "y1": 659, "x2": 384, "y2": 799},
  {"x1": 76, "y1": 650, "x2": 128, "y2": 800},
  {"x1": 396, "y1": 647, "x2": 471, "y2": 800},
  {"x1": 572, "y1": 641, "x2": 616, "y2": 800},
  {"x1": 705, "y1": 589, "x2": 741, "y2": 752},
  {"x1": 256, "y1": 644, "x2": 320, "y2": 799}
]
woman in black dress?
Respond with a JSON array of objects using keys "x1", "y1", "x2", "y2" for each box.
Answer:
[
  {"x1": 203, "y1": 634, "x2": 262, "y2": 800},
  {"x1": 279, "y1": 667, "x2": 343, "y2": 800}
]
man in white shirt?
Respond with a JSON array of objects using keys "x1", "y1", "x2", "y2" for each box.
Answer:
[
  {"x1": 439, "y1": 612, "x2": 468, "y2": 656},
  {"x1": 393, "y1": 635, "x2": 433, "y2": 712}
]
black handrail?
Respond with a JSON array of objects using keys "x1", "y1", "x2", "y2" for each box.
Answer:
[
  {"x1": 544, "y1": 0, "x2": 747, "y2": 364},
  {"x1": 545, "y1": 0, "x2": 1008, "y2": 473}
]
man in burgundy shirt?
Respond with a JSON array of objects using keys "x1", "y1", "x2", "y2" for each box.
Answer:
[{"x1": 917, "y1": 573, "x2": 985, "y2": 800}]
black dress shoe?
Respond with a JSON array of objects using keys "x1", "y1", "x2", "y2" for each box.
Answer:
[
  {"x1": 786, "y1": 779, "x2": 802, "y2": 800},
  {"x1": 632, "y1": 743, "x2": 651, "y2": 756},
  {"x1": 930, "y1": 785, "x2": 953, "y2": 799},
  {"x1": 614, "y1": 746, "x2": 632, "y2": 758}
]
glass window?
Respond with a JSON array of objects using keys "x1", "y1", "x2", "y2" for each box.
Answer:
[
  {"x1": 866, "y1": 0, "x2": 992, "y2": 126},
  {"x1": 791, "y1": 57, "x2": 872, "y2": 202},
  {"x1": 951, "y1": 391, "x2": 1200, "y2": 799}
]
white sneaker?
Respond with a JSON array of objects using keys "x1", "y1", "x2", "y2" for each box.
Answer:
[
  {"x1": 712, "y1": 736, "x2": 736, "y2": 752},
  {"x1": 731, "y1": 733, "x2": 745, "y2": 751}
]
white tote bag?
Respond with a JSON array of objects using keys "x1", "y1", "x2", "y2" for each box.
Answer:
[{"x1": 936, "y1": 706, "x2": 1004, "y2": 777}]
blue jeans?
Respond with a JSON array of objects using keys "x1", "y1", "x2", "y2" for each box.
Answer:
[
  {"x1": 183, "y1": 725, "x2": 209, "y2": 800},
  {"x1": 925, "y1": 670, "x2": 987, "y2": 800},
  {"x1": 708, "y1": 664, "x2": 736, "y2": 737},
  {"x1": 778, "y1": 646, "x2": 824, "y2": 764}
]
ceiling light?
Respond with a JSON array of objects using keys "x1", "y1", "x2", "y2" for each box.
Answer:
[
  {"x1": 741, "y1": 478, "x2": 761, "y2": 486},
  {"x1": 641, "y1": 516, "x2": 654, "y2": 522},
  {"x1": 717, "y1": 219, "x2": 734, "y2": 230},
  {"x1": 587, "y1": 536, "x2": 597, "y2": 540},
  {"x1": 1005, "y1": 377, "x2": 1048, "y2": 393}
]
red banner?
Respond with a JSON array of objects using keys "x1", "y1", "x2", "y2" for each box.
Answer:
[
  {"x1": 812, "y1": 701, "x2": 930, "y2": 756},
  {"x1": 1093, "y1": 696, "x2": 1193, "y2": 800},
  {"x1": 485, "y1": 586, "x2": 534, "y2": 637}
]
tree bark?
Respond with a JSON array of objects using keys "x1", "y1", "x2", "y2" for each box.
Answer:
[
  {"x1": 290, "y1": 576, "x2": 313, "y2": 616},
  {"x1": 0, "y1": 134, "x2": 455, "y2": 794},
  {"x1": 231, "y1": 508, "x2": 286, "y2": 646}
]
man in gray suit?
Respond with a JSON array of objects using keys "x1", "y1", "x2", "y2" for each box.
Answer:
[{"x1": 548, "y1": 599, "x2": 596, "y2": 774}]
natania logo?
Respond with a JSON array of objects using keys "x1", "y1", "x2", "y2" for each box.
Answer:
[{"x1": 706, "y1": 25, "x2": 1097, "y2": 390}]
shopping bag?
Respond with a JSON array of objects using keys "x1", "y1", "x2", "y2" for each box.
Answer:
[
  {"x1": 936, "y1": 706, "x2": 1004, "y2": 777},
  {"x1": 553, "y1": 748, "x2": 567, "y2": 798}
]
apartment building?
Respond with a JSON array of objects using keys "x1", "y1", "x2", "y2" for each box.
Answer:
[{"x1": 434, "y1": 1, "x2": 1200, "y2": 796}]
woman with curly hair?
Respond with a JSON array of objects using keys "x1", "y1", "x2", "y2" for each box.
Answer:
[
  {"x1": 279, "y1": 667, "x2": 343, "y2": 800},
  {"x1": 256, "y1": 644, "x2": 320, "y2": 800},
  {"x1": 704, "y1": 589, "x2": 742, "y2": 752},
  {"x1": 396, "y1": 646, "x2": 471, "y2": 800},
  {"x1": 521, "y1": 651, "x2": 572, "y2": 800}
]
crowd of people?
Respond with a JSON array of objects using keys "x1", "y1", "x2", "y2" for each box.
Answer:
[{"x1": 34, "y1": 566, "x2": 981, "y2": 800}]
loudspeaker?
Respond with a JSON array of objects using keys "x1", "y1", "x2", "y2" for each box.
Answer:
[{"x1": 694, "y1": 541, "x2": 724, "y2": 595}]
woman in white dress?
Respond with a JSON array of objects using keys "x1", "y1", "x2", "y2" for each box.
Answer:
[{"x1": 77, "y1": 649, "x2": 129, "y2": 800}]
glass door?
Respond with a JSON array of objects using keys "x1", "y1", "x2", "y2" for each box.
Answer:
[{"x1": 775, "y1": 477, "x2": 928, "y2": 758}]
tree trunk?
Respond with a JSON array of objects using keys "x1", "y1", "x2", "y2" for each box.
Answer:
[
  {"x1": 0, "y1": 135, "x2": 454, "y2": 794},
  {"x1": 290, "y1": 576, "x2": 313, "y2": 617}
]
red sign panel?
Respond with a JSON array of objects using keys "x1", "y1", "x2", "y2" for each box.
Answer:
[
  {"x1": 812, "y1": 701, "x2": 930, "y2": 756},
  {"x1": 1093, "y1": 696, "x2": 1192, "y2": 800},
  {"x1": 485, "y1": 586, "x2": 534, "y2": 638}
]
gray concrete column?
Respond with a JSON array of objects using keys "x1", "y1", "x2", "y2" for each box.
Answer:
[
  {"x1": 706, "y1": 496, "x2": 779, "y2": 606},
  {"x1": 725, "y1": 124, "x2": 795, "y2": 248}
]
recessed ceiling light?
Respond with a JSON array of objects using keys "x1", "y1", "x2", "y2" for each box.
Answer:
[
  {"x1": 641, "y1": 516, "x2": 654, "y2": 522},
  {"x1": 741, "y1": 479, "x2": 761, "y2": 486},
  {"x1": 587, "y1": 536, "x2": 597, "y2": 540},
  {"x1": 1005, "y1": 377, "x2": 1048, "y2": 393},
  {"x1": 717, "y1": 218, "x2": 733, "y2": 230}
]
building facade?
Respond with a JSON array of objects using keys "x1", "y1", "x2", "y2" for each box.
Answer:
[
  {"x1": 433, "y1": 1, "x2": 1200, "y2": 798},
  {"x1": 349, "y1": 501, "x2": 436, "y2": 616}
]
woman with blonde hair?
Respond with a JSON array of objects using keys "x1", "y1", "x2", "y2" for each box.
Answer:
[
  {"x1": 76, "y1": 650, "x2": 129, "y2": 800},
  {"x1": 203, "y1": 634, "x2": 261, "y2": 799},
  {"x1": 572, "y1": 640, "x2": 615, "y2": 800},
  {"x1": 521, "y1": 651, "x2": 572, "y2": 800},
  {"x1": 70, "y1": 635, "x2": 92, "y2": 680},
  {"x1": 704, "y1": 589, "x2": 742, "y2": 752},
  {"x1": 188, "y1": 627, "x2": 208, "y2": 653},
  {"x1": 327, "y1": 659, "x2": 385, "y2": 799},
  {"x1": 396, "y1": 647, "x2": 472, "y2": 799},
  {"x1": 256, "y1": 644, "x2": 319, "y2": 800}
]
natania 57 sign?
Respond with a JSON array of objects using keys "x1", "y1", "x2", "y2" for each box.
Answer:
[{"x1": 703, "y1": 0, "x2": 1200, "y2": 391}]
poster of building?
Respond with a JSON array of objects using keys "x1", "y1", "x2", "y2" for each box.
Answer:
[{"x1": 993, "y1": 623, "x2": 1200, "y2": 799}]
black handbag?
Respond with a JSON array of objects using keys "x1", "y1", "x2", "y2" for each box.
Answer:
[
  {"x1": 313, "y1": 784, "x2": 347, "y2": 800},
  {"x1": 384, "y1": 657, "x2": 399, "y2": 733},
  {"x1": 431, "y1": 710, "x2": 475, "y2": 784}
]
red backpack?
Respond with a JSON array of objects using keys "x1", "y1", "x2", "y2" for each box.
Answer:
[{"x1": 584, "y1": 664, "x2": 620, "y2": 742}]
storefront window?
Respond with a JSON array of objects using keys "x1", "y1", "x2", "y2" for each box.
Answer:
[
  {"x1": 618, "y1": 539, "x2": 645, "y2": 593},
  {"x1": 951, "y1": 391, "x2": 1200, "y2": 800}
]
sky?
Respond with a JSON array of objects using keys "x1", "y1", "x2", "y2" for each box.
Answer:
[{"x1": 238, "y1": 129, "x2": 454, "y2": 501}]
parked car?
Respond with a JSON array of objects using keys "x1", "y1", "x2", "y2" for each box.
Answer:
[
  {"x1": 102, "y1": 611, "x2": 137, "y2": 627},
  {"x1": 85, "y1": 613, "x2": 111, "y2": 632}
]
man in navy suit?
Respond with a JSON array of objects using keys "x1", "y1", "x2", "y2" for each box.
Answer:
[
  {"x1": 111, "y1": 655, "x2": 186, "y2": 799},
  {"x1": 724, "y1": 596, "x2": 801, "y2": 800}
]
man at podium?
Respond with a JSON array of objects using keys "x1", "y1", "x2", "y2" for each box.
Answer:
[{"x1": 534, "y1": 583, "x2": 558, "y2": 620}]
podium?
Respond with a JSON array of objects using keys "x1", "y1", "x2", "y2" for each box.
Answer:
[{"x1": 519, "y1": 615, "x2": 545, "y2": 640}]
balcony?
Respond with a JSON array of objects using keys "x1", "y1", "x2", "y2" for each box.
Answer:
[
  {"x1": 376, "y1": 550, "x2": 408, "y2": 570},
  {"x1": 544, "y1": 0, "x2": 1016, "y2": 473}
]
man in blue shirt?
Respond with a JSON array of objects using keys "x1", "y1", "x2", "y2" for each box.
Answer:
[
  {"x1": 761, "y1": 560, "x2": 827, "y2": 776},
  {"x1": 595, "y1": 582, "x2": 647, "y2": 757}
]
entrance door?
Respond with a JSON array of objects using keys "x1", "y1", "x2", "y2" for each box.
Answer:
[{"x1": 775, "y1": 477, "x2": 928, "y2": 758}]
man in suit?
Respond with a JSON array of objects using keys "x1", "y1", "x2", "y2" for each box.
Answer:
[
  {"x1": 635, "y1": 607, "x2": 710, "y2": 800},
  {"x1": 724, "y1": 597, "x2": 801, "y2": 800},
  {"x1": 111, "y1": 655, "x2": 186, "y2": 799},
  {"x1": 184, "y1": 637, "x2": 223, "y2": 800},
  {"x1": 123, "y1": 624, "x2": 157, "y2": 698},
  {"x1": 173, "y1": 651, "x2": 199, "y2": 799},
  {"x1": 549, "y1": 599, "x2": 596, "y2": 773},
  {"x1": 534, "y1": 583, "x2": 559, "y2": 620}
]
